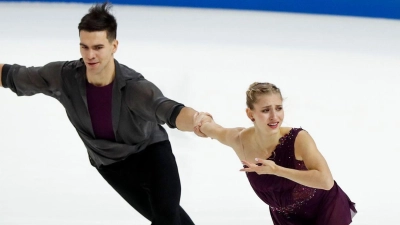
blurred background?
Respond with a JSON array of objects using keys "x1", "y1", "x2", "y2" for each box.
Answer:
[{"x1": 0, "y1": 0, "x2": 399, "y2": 224}]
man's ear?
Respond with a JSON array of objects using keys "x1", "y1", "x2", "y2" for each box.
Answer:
[{"x1": 112, "y1": 39, "x2": 119, "y2": 54}]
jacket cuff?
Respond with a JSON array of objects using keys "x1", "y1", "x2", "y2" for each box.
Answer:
[
  {"x1": 1, "y1": 64, "x2": 11, "y2": 88},
  {"x1": 169, "y1": 105, "x2": 185, "y2": 128}
]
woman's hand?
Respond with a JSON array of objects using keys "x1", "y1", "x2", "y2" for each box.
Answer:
[
  {"x1": 193, "y1": 112, "x2": 213, "y2": 137},
  {"x1": 240, "y1": 158, "x2": 278, "y2": 175}
]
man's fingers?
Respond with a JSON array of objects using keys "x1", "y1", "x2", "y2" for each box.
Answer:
[{"x1": 194, "y1": 128, "x2": 208, "y2": 138}]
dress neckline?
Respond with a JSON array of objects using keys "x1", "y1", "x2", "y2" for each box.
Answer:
[
  {"x1": 265, "y1": 128, "x2": 294, "y2": 161},
  {"x1": 241, "y1": 128, "x2": 295, "y2": 167},
  {"x1": 277, "y1": 128, "x2": 294, "y2": 146}
]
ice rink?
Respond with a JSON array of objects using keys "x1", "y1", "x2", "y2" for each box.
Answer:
[{"x1": 1, "y1": 2, "x2": 400, "y2": 224}]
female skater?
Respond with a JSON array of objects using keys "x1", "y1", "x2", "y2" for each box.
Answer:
[{"x1": 194, "y1": 82, "x2": 357, "y2": 224}]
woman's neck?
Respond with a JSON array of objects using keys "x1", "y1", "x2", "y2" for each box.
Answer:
[{"x1": 252, "y1": 127, "x2": 282, "y2": 154}]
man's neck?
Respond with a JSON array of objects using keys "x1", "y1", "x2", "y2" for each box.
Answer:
[
  {"x1": 87, "y1": 61, "x2": 116, "y2": 87},
  {"x1": 87, "y1": 72, "x2": 115, "y2": 87}
]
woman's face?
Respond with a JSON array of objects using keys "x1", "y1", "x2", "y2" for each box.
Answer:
[{"x1": 250, "y1": 93, "x2": 284, "y2": 133}]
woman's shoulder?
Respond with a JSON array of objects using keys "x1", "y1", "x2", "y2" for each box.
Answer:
[
  {"x1": 234, "y1": 127, "x2": 253, "y2": 146},
  {"x1": 281, "y1": 127, "x2": 307, "y2": 136},
  {"x1": 280, "y1": 126, "x2": 293, "y2": 134},
  {"x1": 279, "y1": 127, "x2": 310, "y2": 145},
  {"x1": 287, "y1": 127, "x2": 316, "y2": 147},
  {"x1": 239, "y1": 126, "x2": 254, "y2": 137}
]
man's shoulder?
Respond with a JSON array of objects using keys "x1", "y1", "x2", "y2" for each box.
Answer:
[
  {"x1": 115, "y1": 62, "x2": 148, "y2": 91},
  {"x1": 61, "y1": 59, "x2": 84, "y2": 71},
  {"x1": 43, "y1": 59, "x2": 83, "y2": 77},
  {"x1": 117, "y1": 63, "x2": 143, "y2": 80}
]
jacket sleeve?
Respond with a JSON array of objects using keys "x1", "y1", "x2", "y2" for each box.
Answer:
[
  {"x1": 2, "y1": 61, "x2": 65, "y2": 98},
  {"x1": 126, "y1": 78, "x2": 184, "y2": 128}
]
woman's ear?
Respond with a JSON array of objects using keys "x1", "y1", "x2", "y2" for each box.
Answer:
[{"x1": 246, "y1": 108, "x2": 254, "y2": 122}]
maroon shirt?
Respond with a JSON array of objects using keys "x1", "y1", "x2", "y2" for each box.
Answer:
[{"x1": 86, "y1": 81, "x2": 116, "y2": 142}]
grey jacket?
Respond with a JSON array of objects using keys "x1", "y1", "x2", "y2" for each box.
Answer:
[{"x1": 2, "y1": 59, "x2": 183, "y2": 168}]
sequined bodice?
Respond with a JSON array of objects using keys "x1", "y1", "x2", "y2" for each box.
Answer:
[{"x1": 245, "y1": 128, "x2": 321, "y2": 218}]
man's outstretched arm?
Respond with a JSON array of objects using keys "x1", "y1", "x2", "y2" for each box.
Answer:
[
  {"x1": 175, "y1": 107, "x2": 212, "y2": 137},
  {"x1": 175, "y1": 107, "x2": 198, "y2": 132},
  {"x1": 0, "y1": 62, "x2": 64, "y2": 96},
  {"x1": 0, "y1": 64, "x2": 11, "y2": 88}
]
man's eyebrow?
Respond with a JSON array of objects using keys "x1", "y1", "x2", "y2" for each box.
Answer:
[{"x1": 79, "y1": 43, "x2": 104, "y2": 47}]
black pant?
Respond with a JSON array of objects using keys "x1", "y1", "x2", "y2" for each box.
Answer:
[{"x1": 97, "y1": 140, "x2": 194, "y2": 225}]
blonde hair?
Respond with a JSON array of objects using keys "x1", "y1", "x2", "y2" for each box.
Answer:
[{"x1": 246, "y1": 82, "x2": 282, "y2": 109}]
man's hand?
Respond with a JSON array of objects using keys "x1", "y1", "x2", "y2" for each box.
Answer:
[{"x1": 193, "y1": 112, "x2": 213, "y2": 137}]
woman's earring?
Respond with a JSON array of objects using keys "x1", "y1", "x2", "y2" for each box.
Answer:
[{"x1": 251, "y1": 118, "x2": 255, "y2": 122}]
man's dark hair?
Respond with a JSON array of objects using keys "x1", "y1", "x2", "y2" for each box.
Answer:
[{"x1": 78, "y1": 2, "x2": 117, "y2": 42}]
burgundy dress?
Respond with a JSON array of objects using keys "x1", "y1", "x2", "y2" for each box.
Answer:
[{"x1": 244, "y1": 128, "x2": 357, "y2": 225}]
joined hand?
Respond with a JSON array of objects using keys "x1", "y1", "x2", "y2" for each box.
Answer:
[{"x1": 193, "y1": 112, "x2": 213, "y2": 137}]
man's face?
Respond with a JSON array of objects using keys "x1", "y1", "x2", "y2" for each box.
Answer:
[{"x1": 79, "y1": 30, "x2": 118, "y2": 76}]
